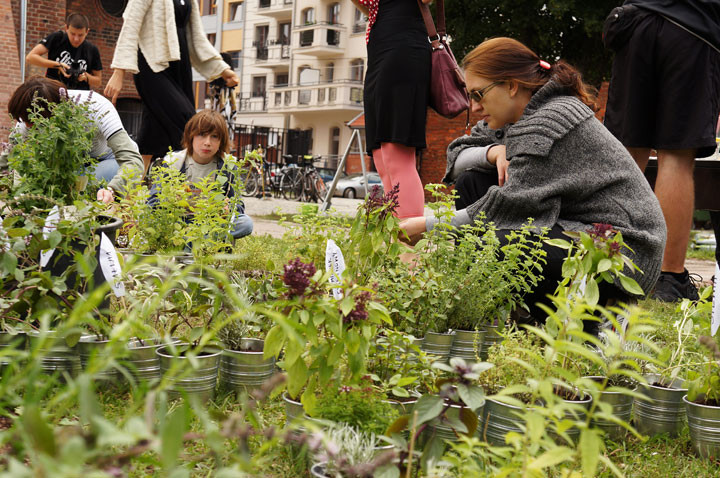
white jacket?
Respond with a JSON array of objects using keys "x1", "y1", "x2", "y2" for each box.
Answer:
[{"x1": 110, "y1": 0, "x2": 229, "y2": 79}]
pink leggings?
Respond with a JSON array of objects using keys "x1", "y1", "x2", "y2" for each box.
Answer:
[{"x1": 372, "y1": 142, "x2": 424, "y2": 218}]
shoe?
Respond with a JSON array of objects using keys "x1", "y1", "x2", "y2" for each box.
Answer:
[{"x1": 651, "y1": 270, "x2": 700, "y2": 302}]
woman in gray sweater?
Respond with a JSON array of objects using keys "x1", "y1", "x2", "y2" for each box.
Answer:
[{"x1": 401, "y1": 37, "x2": 666, "y2": 318}]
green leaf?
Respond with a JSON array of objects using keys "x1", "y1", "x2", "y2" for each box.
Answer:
[
  {"x1": 22, "y1": 404, "x2": 56, "y2": 457},
  {"x1": 579, "y1": 428, "x2": 602, "y2": 477},
  {"x1": 528, "y1": 447, "x2": 575, "y2": 471},
  {"x1": 1, "y1": 252, "x2": 17, "y2": 274},
  {"x1": 160, "y1": 402, "x2": 188, "y2": 470},
  {"x1": 286, "y1": 357, "x2": 309, "y2": 399},
  {"x1": 458, "y1": 407, "x2": 479, "y2": 436},
  {"x1": 412, "y1": 395, "x2": 444, "y2": 426},
  {"x1": 584, "y1": 277, "x2": 599, "y2": 305},
  {"x1": 456, "y1": 383, "x2": 485, "y2": 411},
  {"x1": 597, "y1": 258, "x2": 612, "y2": 273},
  {"x1": 263, "y1": 325, "x2": 284, "y2": 359},
  {"x1": 386, "y1": 415, "x2": 410, "y2": 435},
  {"x1": 619, "y1": 275, "x2": 644, "y2": 295}
]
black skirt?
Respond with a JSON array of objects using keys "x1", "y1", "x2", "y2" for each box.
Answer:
[
  {"x1": 133, "y1": 0, "x2": 196, "y2": 158},
  {"x1": 364, "y1": 0, "x2": 431, "y2": 154}
]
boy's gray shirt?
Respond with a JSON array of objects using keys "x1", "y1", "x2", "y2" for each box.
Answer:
[{"x1": 441, "y1": 80, "x2": 666, "y2": 295}]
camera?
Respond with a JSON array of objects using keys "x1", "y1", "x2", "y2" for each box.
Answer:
[{"x1": 65, "y1": 60, "x2": 84, "y2": 88}]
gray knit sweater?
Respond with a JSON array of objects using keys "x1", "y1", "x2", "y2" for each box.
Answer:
[{"x1": 442, "y1": 80, "x2": 666, "y2": 295}]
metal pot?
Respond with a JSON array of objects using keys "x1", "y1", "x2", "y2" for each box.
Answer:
[
  {"x1": 26, "y1": 330, "x2": 81, "y2": 378},
  {"x1": 384, "y1": 396, "x2": 418, "y2": 416},
  {"x1": 634, "y1": 374, "x2": 687, "y2": 437},
  {"x1": 425, "y1": 401, "x2": 483, "y2": 444},
  {"x1": 478, "y1": 397, "x2": 525, "y2": 446},
  {"x1": 219, "y1": 338, "x2": 276, "y2": 394},
  {"x1": 450, "y1": 329, "x2": 484, "y2": 363},
  {"x1": 78, "y1": 335, "x2": 120, "y2": 382},
  {"x1": 684, "y1": 395, "x2": 720, "y2": 459},
  {"x1": 0, "y1": 332, "x2": 26, "y2": 374},
  {"x1": 283, "y1": 391, "x2": 305, "y2": 425},
  {"x1": 124, "y1": 337, "x2": 180, "y2": 383},
  {"x1": 479, "y1": 323, "x2": 503, "y2": 360},
  {"x1": 584, "y1": 376, "x2": 633, "y2": 440},
  {"x1": 156, "y1": 344, "x2": 221, "y2": 403},
  {"x1": 422, "y1": 331, "x2": 455, "y2": 361}
]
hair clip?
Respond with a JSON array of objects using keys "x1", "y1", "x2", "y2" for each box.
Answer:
[{"x1": 539, "y1": 60, "x2": 551, "y2": 70}]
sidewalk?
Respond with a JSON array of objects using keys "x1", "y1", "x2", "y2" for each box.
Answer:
[{"x1": 245, "y1": 196, "x2": 717, "y2": 285}]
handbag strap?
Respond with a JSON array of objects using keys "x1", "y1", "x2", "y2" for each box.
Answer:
[{"x1": 417, "y1": 0, "x2": 446, "y2": 44}]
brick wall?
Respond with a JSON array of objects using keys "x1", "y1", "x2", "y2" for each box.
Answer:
[{"x1": 0, "y1": 1, "x2": 23, "y2": 141}]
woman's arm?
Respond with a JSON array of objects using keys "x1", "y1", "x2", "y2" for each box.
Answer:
[
  {"x1": 102, "y1": 130, "x2": 144, "y2": 199},
  {"x1": 106, "y1": 0, "x2": 151, "y2": 95}
]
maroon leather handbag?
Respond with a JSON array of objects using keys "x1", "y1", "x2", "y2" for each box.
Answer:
[{"x1": 417, "y1": 0, "x2": 470, "y2": 120}]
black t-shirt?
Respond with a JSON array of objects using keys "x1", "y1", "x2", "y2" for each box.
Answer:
[
  {"x1": 627, "y1": 0, "x2": 720, "y2": 50},
  {"x1": 40, "y1": 31, "x2": 102, "y2": 90}
]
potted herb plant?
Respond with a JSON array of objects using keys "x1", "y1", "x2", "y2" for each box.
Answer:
[
  {"x1": 310, "y1": 424, "x2": 395, "y2": 478},
  {"x1": 684, "y1": 335, "x2": 720, "y2": 459},
  {"x1": 218, "y1": 318, "x2": 275, "y2": 396},
  {"x1": 260, "y1": 257, "x2": 392, "y2": 421}
]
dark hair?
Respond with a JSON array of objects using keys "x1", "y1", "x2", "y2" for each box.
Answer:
[
  {"x1": 462, "y1": 37, "x2": 597, "y2": 111},
  {"x1": 66, "y1": 13, "x2": 89, "y2": 30},
  {"x1": 182, "y1": 110, "x2": 230, "y2": 157},
  {"x1": 8, "y1": 77, "x2": 64, "y2": 124}
]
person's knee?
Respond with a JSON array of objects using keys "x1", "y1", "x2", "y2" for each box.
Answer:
[{"x1": 231, "y1": 214, "x2": 253, "y2": 239}]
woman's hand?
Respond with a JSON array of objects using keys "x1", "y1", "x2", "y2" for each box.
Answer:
[
  {"x1": 104, "y1": 69, "x2": 126, "y2": 105},
  {"x1": 487, "y1": 144, "x2": 509, "y2": 186},
  {"x1": 399, "y1": 216, "x2": 427, "y2": 246},
  {"x1": 97, "y1": 188, "x2": 114, "y2": 204},
  {"x1": 221, "y1": 69, "x2": 239, "y2": 87}
]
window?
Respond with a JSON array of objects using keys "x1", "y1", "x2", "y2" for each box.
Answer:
[
  {"x1": 325, "y1": 63, "x2": 334, "y2": 82},
  {"x1": 330, "y1": 127, "x2": 340, "y2": 156},
  {"x1": 275, "y1": 73, "x2": 288, "y2": 87},
  {"x1": 229, "y1": 1, "x2": 243, "y2": 22},
  {"x1": 204, "y1": 0, "x2": 218, "y2": 15},
  {"x1": 350, "y1": 59, "x2": 364, "y2": 82},
  {"x1": 229, "y1": 50, "x2": 241, "y2": 69},
  {"x1": 207, "y1": 33, "x2": 217, "y2": 46},
  {"x1": 278, "y1": 22, "x2": 291, "y2": 45},
  {"x1": 99, "y1": 0, "x2": 127, "y2": 17},
  {"x1": 255, "y1": 25, "x2": 269, "y2": 60},
  {"x1": 328, "y1": 3, "x2": 340, "y2": 25},
  {"x1": 353, "y1": 8, "x2": 366, "y2": 34},
  {"x1": 252, "y1": 76, "x2": 267, "y2": 97},
  {"x1": 302, "y1": 8, "x2": 315, "y2": 25}
]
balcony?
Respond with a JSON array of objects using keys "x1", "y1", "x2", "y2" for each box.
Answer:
[
  {"x1": 257, "y1": 0, "x2": 293, "y2": 18},
  {"x1": 237, "y1": 94, "x2": 268, "y2": 113},
  {"x1": 268, "y1": 80, "x2": 363, "y2": 113},
  {"x1": 295, "y1": 22, "x2": 345, "y2": 58},
  {"x1": 253, "y1": 41, "x2": 291, "y2": 68}
]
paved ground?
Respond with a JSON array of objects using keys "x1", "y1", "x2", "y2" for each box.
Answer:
[{"x1": 245, "y1": 196, "x2": 717, "y2": 285}]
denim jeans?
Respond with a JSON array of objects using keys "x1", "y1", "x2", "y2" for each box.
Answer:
[
  {"x1": 90, "y1": 151, "x2": 120, "y2": 183},
  {"x1": 230, "y1": 213, "x2": 253, "y2": 239}
]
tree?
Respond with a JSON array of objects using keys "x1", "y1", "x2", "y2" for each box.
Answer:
[{"x1": 444, "y1": 0, "x2": 623, "y2": 86}]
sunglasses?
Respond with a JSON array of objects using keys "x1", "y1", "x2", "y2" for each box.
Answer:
[{"x1": 467, "y1": 81, "x2": 504, "y2": 102}]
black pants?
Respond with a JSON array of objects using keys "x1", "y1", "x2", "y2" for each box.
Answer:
[{"x1": 456, "y1": 170, "x2": 631, "y2": 326}]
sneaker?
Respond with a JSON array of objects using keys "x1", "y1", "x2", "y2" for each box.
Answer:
[{"x1": 651, "y1": 270, "x2": 700, "y2": 302}]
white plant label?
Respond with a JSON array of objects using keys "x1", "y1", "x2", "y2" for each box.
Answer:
[
  {"x1": 39, "y1": 206, "x2": 60, "y2": 268},
  {"x1": 99, "y1": 232, "x2": 125, "y2": 298},
  {"x1": 712, "y1": 263, "x2": 720, "y2": 336},
  {"x1": 0, "y1": 214, "x2": 6, "y2": 252},
  {"x1": 325, "y1": 239, "x2": 346, "y2": 300}
]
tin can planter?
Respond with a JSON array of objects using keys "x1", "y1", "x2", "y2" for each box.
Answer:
[
  {"x1": 78, "y1": 335, "x2": 120, "y2": 382},
  {"x1": 684, "y1": 395, "x2": 720, "y2": 459},
  {"x1": 283, "y1": 392, "x2": 305, "y2": 425},
  {"x1": 634, "y1": 374, "x2": 687, "y2": 437},
  {"x1": 425, "y1": 401, "x2": 483, "y2": 444},
  {"x1": 479, "y1": 397, "x2": 525, "y2": 446},
  {"x1": 219, "y1": 338, "x2": 276, "y2": 395},
  {"x1": 422, "y1": 331, "x2": 455, "y2": 361},
  {"x1": 124, "y1": 337, "x2": 180, "y2": 384},
  {"x1": 450, "y1": 329, "x2": 484, "y2": 363},
  {"x1": 550, "y1": 389, "x2": 593, "y2": 444},
  {"x1": 385, "y1": 396, "x2": 419, "y2": 416},
  {"x1": 156, "y1": 344, "x2": 221, "y2": 403},
  {"x1": 479, "y1": 323, "x2": 503, "y2": 360},
  {"x1": 26, "y1": 330, "x2": 81, "y2": 378},
  {"x1": 584, "y1": 376, "x2": 633, "y2": 440}
]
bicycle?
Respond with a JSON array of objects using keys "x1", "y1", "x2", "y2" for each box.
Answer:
[
  {"x1": 279, "y1": 155, "x2": 328, "y2": 203},
  {"x1": 243, "y1": 152, "x2": 301, "y2": 199}
]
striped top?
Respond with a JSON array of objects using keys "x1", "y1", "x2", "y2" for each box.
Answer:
[{"x1": 15, "y1": 89, "x2": 126, "y2": 159}]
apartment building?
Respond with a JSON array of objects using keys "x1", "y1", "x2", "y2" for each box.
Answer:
[{"x1": 199, "y1": 0, "x2": 368, "y2": 163}]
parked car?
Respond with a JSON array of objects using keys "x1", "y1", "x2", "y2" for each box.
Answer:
[
  {"x1": 316, "y1": 167, "x2": 340, "y2": 184},
  {"x1": 333, "y1": 172, "x2": 383, "y2": 199}
]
